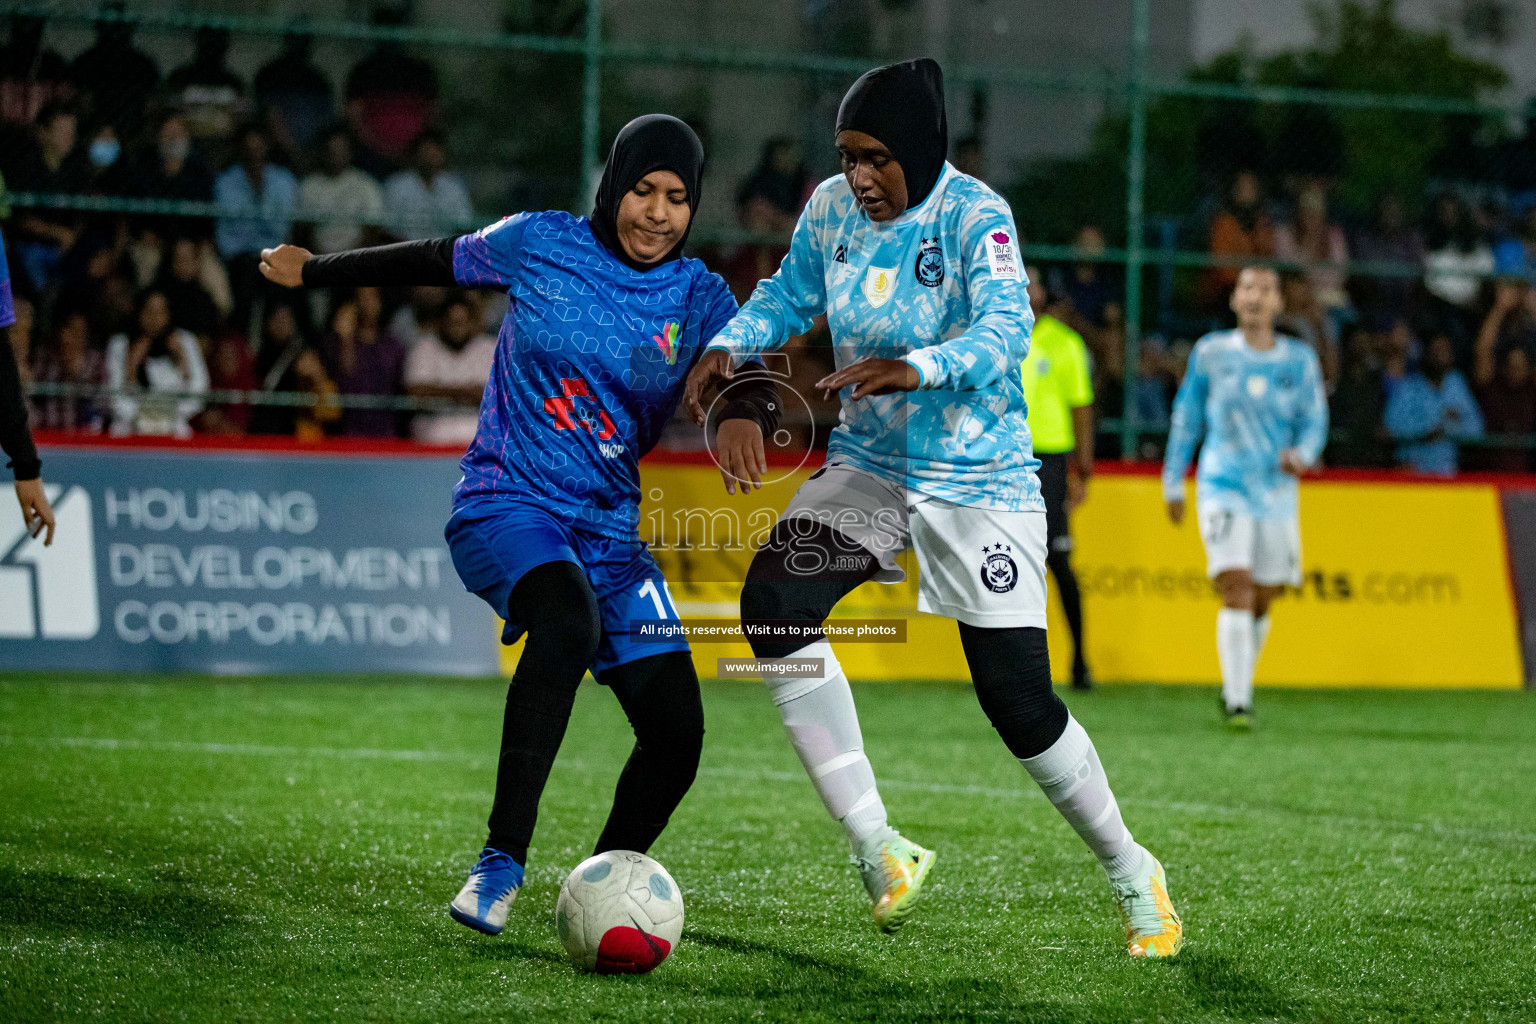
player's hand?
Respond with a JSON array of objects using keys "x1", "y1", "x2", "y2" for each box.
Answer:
[
  {"x1": 815, "y1": 357, "x2": 920, "y2": 401},
  {"x1": 15, "y1": 479, "x2": 56, "y2": 547},
  {"x1": 1278, "y1": 449, "x2": 1310, "y2": 476},
  {"x1": 1165, "y1": 498, "x2": 1185, "y2": 525},
  {"x1": 716, "y1": 417, "x2": 766, "y2": 495},
  {"x1": 259, "y1": 245, "x2": 312, "y2": 288},
  {"x1": 684, "y1": 349, "x2": 734, "y2": 427},
  {"x1": 1066, "y1": 473, "x2": 1089, "y2": 512}
]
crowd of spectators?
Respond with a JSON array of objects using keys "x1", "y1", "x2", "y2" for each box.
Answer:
[{"x1": 3, "y1": 13, "x2": 1536, "y2": 476}]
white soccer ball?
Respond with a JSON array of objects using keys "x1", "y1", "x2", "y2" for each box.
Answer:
[{"x1": 556, "y1": 850, "x2": 684, "y2": 974}]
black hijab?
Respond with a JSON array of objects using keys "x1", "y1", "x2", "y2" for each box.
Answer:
[
  {"x1": 589, "y1": 114, "x2": 705, "y2": 273},
  {"x1": 836, "y1": 58, "x2": 948, "y2": 211}
]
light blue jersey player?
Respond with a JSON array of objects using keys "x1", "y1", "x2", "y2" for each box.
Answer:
[
  {"x1": 686, "y1": 59, "x2": 1183, "y2": 958},
  {"x1": 1163, "y1": 266, "x2": 1329, "y2": 727}
]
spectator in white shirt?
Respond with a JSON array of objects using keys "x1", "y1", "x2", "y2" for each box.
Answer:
[
  {"x1": 299, "y1": 128, "x2": 385, "y2": 253},
  {"x1": 383, "y1": 128, "x2": 473, "y2": 240},
  {"x1": 404, "y1": 294, "x2": 494, "y2": 444},
  {"x1": 106, "y1": 290, "x2": 209, "y2": 438}
]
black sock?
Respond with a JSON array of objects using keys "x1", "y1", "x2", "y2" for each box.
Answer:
[
  {"x1": 1047, "y1": 549, "x2": 1088, "y2": 675},
  {"x1": 483, "y1": 561, "x2": 601, "y2": 865},
  {"x1": 958, "y1": 623, "x2": 1069, "y2": 760},
  {"x1": 591, "y1": 651, "x2": 704, "y2": 856}
]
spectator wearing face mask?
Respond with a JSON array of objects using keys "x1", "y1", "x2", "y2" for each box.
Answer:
[{"x1": 127, "y1": 114, "x2": 216, "y2": 237}]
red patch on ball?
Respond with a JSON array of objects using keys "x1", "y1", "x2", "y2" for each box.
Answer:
[{"x1": 594, "y1": 925, "x2": 672, "y2": 975}]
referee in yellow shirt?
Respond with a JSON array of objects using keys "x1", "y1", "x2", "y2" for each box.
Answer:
[{"x1": 1023, "y1": 267, "x2": 1095, "y2": 689}]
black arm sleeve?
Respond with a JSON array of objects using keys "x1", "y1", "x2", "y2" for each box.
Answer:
[
  {"x1": 301, "y1": 236, "x2": 461, "y2": 289},
  {"x1": 715, "y1": 361, "x2": 783, "y2": 438},
  {"x1": 0, "y1": 325, "x2": 41, "y2": 481}
]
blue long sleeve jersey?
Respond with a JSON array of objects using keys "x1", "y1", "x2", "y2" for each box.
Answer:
[
  {"x1": 704, "y1": 163, "x2": 1043, "y2": 512},
  {"x1": 1162, "y1": 329, "x2": 1329, "y2": 520},
  {"x1": 449, "y1": 211, "x2": 740, "y2": 538}
]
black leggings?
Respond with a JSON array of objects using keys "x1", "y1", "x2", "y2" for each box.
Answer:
[
  {"x1": 740, "y1": 520, "x2": 1068, "y2": 758},
  {"x1": 484, "y1": 561, "x2": 703, "y2": 864}
]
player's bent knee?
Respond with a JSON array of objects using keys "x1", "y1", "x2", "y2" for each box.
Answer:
[{"x1": 958, "y1": 624, "x2": 1069, "y2": 759}]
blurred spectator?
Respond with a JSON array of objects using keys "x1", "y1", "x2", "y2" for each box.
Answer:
[
  {"x1": 953, "y1": 135, "x2": 986, "y2": 181},
  {"x1": 1471, "y1": 279, "x2": 1536, "y2": 472},
  {"x1": 125, "y1": 114, "x2": 216, "y2": 237},
  {"x1": 300, "y1": 128, "x2": 385, "y2": 253},
  {"x1": 251, "y1": 301, "x2": 331, "y2": 436},
  {"x1": 1384, "y1": 333, "x2": 1483, "y2": 476},
  {"x1": 1277, "y1": 271, "x2": 1339, "y2": 386},
  {"x1": 1351, "y1": 195, "x2": 1423, "y2": 321},
  {"x1": 345, "y1": 11, "x2": 439, "y2": 176},
  {"x1": 215, "y1": 125, "x2": 297, "y2": 332},
  {"x1": 735, "y1": 137, "x2": 807, "y2": 229},
  {"x1": 1275, "y1": 184, "x2": 1350, "y2": 315},
  {"x1": 6, "y1": 100, "x2": 88, "y2": 291},
  {"x1": 158, "y1": 235, "x2": 223, "y2": 341},
  {"x1": 255, "y1": 33, "x2": 335, "y2": 171},
  {"x1": 0, "y1": 15, "x2": 72, "y2": 128},
  {"x1": 719, "y1": 195, "x2": 789, "y2": 304},
  {"x1": 1379, "y1": 316, "x2": 1415, "y2": 394},
  {"x1": 32, "y1": 307, "x2": 106, "y2": 433},
  {"x1": 404, "y1": 294, "x2": 493, "y2": 443},
  {"x1": 1492, "y1": 204, "x2": 1536, "y2": 288},
  {"x1": 82, "y1": 122, "x2": 127, "y2": 195},
  {"x1": 1422, "y1": 192, "x2": 1494, "y2": 348},
  {"x1": 106, "y1": 289, "x2": 208, "y2": 437},
  {"x1": 324, "y1": 287, "x2": 405, "y2": 437},
  {"x1": 1203, "y1": 170, "x2": 1274, "y2": 309},
  {"x1": 165, "y1": 27, "x2": 246, "y2": 161},
  {"x1": 1134, "y1": 335, "x2": 1172, "y2": 430},
  {"x1": 1328, "y1": 325, "x2": 1391, "y2": 467},
  {"x1": 386, "y1": 285, "x2": 447, "y2": 347},
  {"x1": 383, "y1": 129, "x2": 472, "y2": 240},
  {"x1": 1060, "y1": 226, "x2": 1121, "y2": 332},
  {"x1": 198, "y1": 331, "x2": 258, "y2": 436},
  {"x1": 68, "y1": 9, "x2": 159, "y2": 144}
]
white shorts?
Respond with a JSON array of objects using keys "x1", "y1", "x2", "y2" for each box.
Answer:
[
  {"x1": 780, "y1": 462, "x2": 1048, "y2": 628},
  {"x1": 1199, "y1": 506, "x2": 1302, "y2": 586}
]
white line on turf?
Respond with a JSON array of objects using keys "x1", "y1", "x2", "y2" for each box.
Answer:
[{"x1": 2, "y1": 734, "x2": 1532, "y2": 847}]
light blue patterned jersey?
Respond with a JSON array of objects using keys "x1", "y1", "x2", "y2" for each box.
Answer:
[
  {"x1": 1163, "y1": 330, "x2": 1329, "y2": 521},
  {"x1": 705, "y1": 163, "x2": 1042, "y2": 512}
]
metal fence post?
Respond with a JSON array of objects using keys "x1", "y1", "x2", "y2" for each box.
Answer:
[
  {"x1": 580, "y1": 0, "x2": 604, "y2": 208},
  {"x1": 1120, "y1": 0, "x2": 1150, "y2": 460}
]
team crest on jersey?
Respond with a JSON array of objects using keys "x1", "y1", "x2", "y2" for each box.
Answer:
[
  {"x1": 914, "y1": 237, "x2": 945, "y2": 287},
  {"x1": 980, "y1": 543, "x2": 1018, "y2": 593},
  {"x1": 863, "y1": 266, "x2": 897, "y2": 308},
  {"x1": 1246, "y1": 375, "x2": 1268, "y2": 398},
  {"x1": 833, "y1": 244, "x2": 848, "y2": 264}
]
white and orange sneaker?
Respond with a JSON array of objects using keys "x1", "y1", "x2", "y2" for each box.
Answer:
[
  {"x1": 854, "y1": 829, "x2": 936, "y2": 933},
  {"x1": 1111, "y1": 853, "x2": 1184, "y2": 958}
]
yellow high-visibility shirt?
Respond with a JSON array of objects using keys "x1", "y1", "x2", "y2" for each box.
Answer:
[{"x1": 1020, "y1": 314, "x2": 1094, "y2": 454}]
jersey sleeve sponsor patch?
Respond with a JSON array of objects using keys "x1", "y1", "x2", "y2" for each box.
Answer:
[{"x1": 985, "y1": 229, "x2": 1020, "y2": 281}]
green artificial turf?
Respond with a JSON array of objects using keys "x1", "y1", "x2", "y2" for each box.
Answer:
[{"x1": 0, "y1": 674, "x2": 1532, "y2": 1023}]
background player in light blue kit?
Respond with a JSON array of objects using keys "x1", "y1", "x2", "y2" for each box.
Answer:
[{"x1": 1163, "y1": 265, "x2": 1329, "y2": 729}]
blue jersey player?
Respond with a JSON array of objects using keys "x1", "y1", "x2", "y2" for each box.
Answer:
[
  {"x1": 261, "y1": 116, "x2": 778, "y2": 940},
  {"x1": 686, "y1": 60, "x2": 1183, "y2": 957},
  {"x1": 1163, "y1": 266, "x2": 1329, "y2": 729}
]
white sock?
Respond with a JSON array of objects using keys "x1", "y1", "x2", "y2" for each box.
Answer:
[
  {"x1": 1252, "y1": 614, "x2": 1272, "y2": 669},
  {"x1": 1020, "y1": 715, "x2": 1147, "y2": 882},
  {"x1": 764, "y1": 640, "x2": 889, "y2": 852},
  {"x1": 1217, "y1": 608, "x2": 1255, "y2": 712}
]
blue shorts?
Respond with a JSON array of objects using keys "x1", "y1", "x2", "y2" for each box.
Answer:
[{"x1": 445, "y1": 501, "x2": 688, "y2": 674}]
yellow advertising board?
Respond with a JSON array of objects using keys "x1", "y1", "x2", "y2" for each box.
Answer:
[{"x1": 502, "y1": 461, "x2": 1524, "y2": 689}]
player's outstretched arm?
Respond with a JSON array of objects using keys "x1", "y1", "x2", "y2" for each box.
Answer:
[{"x1": 260, "y1": 237, "x2": 460, "y2": 290}]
